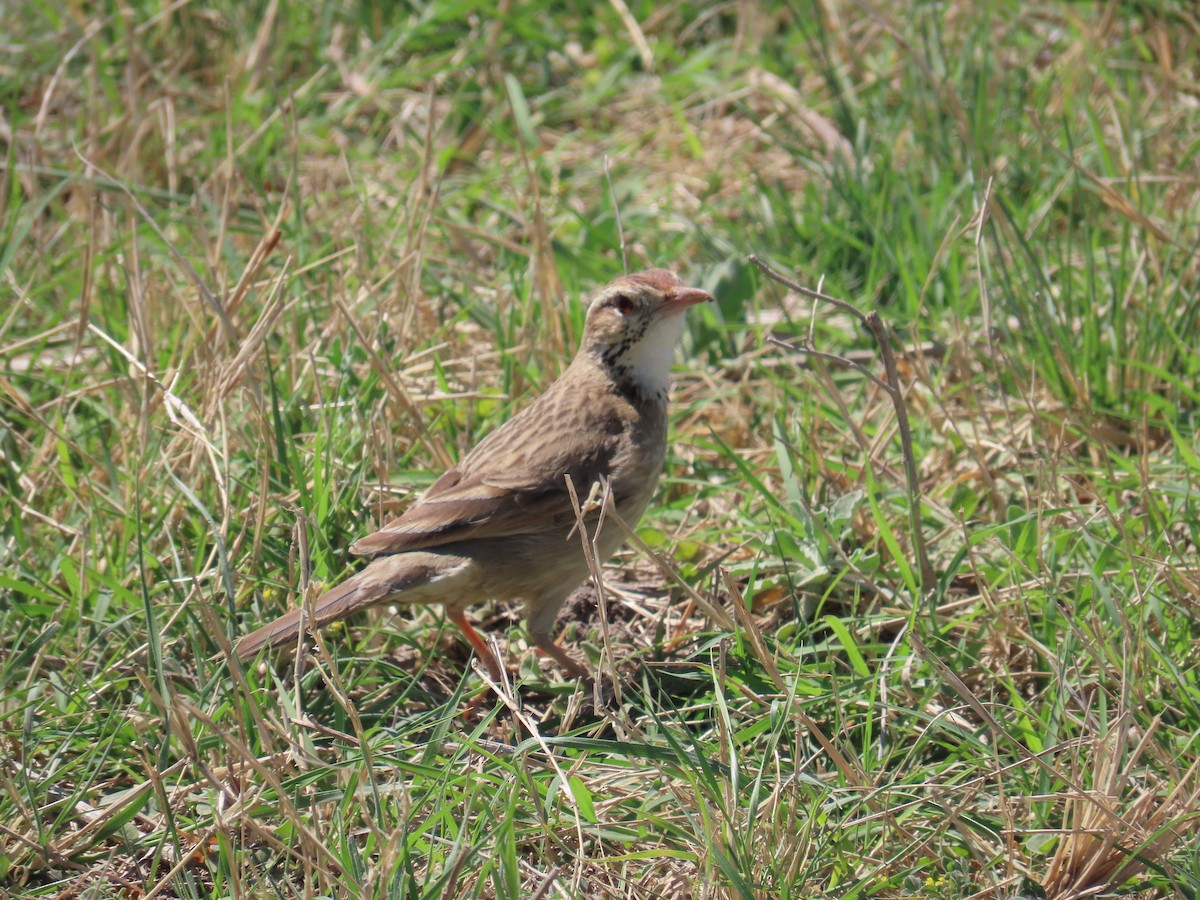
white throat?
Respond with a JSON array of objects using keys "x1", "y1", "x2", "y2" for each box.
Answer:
[{"x1": 623, "y1": 311, "x2": 686, "y2": 399}]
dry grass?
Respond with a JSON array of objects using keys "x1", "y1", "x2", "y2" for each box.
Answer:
[{"x1": 2, "y1": 1, "x2": 1200, "y2": 897}]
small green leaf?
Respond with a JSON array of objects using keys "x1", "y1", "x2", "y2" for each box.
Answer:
[
  {"x1": 504, "y1": 74, "x2": 538, "y2": 147},
  {"x1": 567, "y1": 775, "x2": 596, "y2": 823},
  {"x1": 823, "y1": 615, "x2": 870, "y2": 678}
]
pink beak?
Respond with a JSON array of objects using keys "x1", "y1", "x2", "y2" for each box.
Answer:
[{"x1": 664, "y1": 285, "x2": 714, "y2": 312}]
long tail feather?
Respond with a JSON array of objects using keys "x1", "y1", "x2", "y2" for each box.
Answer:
[{"x1": 233, "y1": 574, "x2": 387, "y2": 660}]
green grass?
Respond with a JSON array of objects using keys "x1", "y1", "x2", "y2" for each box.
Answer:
[{"x1": 3, "y1": 0, "x2": 1200, "y2": 896}]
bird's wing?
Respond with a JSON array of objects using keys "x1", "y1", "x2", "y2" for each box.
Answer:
[{"x1": 349, "y1": 397, "x2": 622, "y2": 557}]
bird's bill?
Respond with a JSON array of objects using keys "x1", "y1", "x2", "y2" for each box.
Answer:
[{"x1": 662, "y1": 285, "x2": 713, "y2": 313}]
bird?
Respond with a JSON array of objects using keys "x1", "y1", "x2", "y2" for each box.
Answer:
[{"x1": 233, "y1": 268, "x2": 712, "y2": 682}]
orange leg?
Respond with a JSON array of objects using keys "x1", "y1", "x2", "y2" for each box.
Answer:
[{"x1": 446, "y1": 609, "x2": 506, "y2": 683}]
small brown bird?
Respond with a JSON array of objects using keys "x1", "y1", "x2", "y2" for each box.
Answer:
[{"x1": 234, "y1": 269, "x2": 712, "y2": 680}]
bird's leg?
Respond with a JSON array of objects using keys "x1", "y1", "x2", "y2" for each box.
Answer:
[
  {"x1": 446, "y1": 609, "x2": 506, "y2": 683},
  {"x1": 530, "y1": 631, "x2": 590, "y2": 681},
  {"x1": 524, "y1": 596, "x2": 590, "y2": 681}
]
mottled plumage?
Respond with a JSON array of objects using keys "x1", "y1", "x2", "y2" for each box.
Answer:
[{"x1": 234, "y1": 269, "x2": 711, "y2": 680}]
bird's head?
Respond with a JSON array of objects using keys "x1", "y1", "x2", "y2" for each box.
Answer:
[{"x1": 580, "y1": 269, "x2": 712, "y2": 401}]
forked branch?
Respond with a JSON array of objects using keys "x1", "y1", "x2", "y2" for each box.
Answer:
[{"x1": 750, "y1": 255, "x2": 936, "y2": 597}]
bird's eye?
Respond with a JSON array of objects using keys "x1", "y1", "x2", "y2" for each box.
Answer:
[{"x1": 612, "y1": 294, "x2": 635, "y2": 315}]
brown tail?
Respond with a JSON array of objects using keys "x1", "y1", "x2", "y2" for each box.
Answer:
[{"x1": 233, "y1": 573, "x2": 389, "y2": 661}]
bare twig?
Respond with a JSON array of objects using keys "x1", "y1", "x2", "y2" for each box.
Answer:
[{"x1": 750, "y1": 254, "x2": 936, "y2": 597}]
